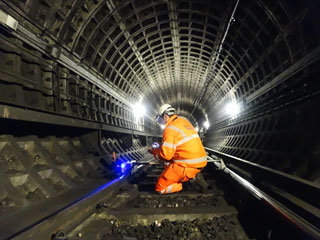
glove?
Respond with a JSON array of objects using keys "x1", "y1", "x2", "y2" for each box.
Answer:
[
  {"x1": 148, "y1": 142, "x2": 160, "y2": 154},
  {"x1": 151, "y1": 142, "x2": 160, "y2": 149}
]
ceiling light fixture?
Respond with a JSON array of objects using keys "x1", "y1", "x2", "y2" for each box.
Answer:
[
  {"x1": 225, "y1": 102, "x2": 240, "y2": 116},
  {"x1": 203, "y1": 121, "x2": 210, "y2": 129}
]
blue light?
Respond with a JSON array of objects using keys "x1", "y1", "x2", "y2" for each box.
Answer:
[
  {"x1": 115, "y1": 159, "x2": 132, "y2": 175},
  {"x1": 82, "y1": 175, "x2": 125, "y2": 199},
  {"x1": 51, "y1": 174, "x2": 127, "y2": 217}
]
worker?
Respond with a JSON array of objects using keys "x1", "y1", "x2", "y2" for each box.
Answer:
[{"x1": 150, "y1": 104, "x2": 208, "y2": 194}]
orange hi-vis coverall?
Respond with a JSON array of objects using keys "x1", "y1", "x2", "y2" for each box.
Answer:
[{"x1": 153, "y1": 114, "x2": 207, "y2": 194}]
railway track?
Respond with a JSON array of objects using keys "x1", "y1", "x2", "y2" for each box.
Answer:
[
  {"x1": 1, "y1": 134, "x2": 318, "y2": 240},
  {"x1": 64, "y1": 165, "x2": 248, "y2": 240}
]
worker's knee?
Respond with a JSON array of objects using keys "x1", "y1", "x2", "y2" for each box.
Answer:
[
  {"x1": 155, "y1": 181, "x2": 165, "y2": 193},
  {"x1": 155, "y1": 183, "x2": 167, "y2": 194},
  {"x1": 155, "y1": 183, "x2": 183, "y2": 194},
  {"x1": 155, "y1": 188, "x2": 166, "y2": 194}
]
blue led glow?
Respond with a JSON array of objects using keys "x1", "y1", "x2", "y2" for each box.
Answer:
[
  {"x1": 42, "y1": 174, "x2": 127, "y2": 225},
  {"x1": 114, "y1": 158, "x2": 132, "y2": 175},
  {"x1": 82, "y1": 175, "x2": 125, "y2": 199}
]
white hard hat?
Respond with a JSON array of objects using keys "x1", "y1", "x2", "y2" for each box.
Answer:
[{"x1": 158, "y1": 104, "x2": 175, "y2": 116}]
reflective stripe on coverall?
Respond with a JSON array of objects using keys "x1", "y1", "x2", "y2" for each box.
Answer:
[{"x1": 153, "y1": 115, "x2": 207, "y2": 194}]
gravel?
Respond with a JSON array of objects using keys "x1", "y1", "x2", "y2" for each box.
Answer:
[
  {"x1": 101, "y1": 216, "x2": 243, "y2": 240},
  {"x1": 25, "y1": 188, "x2": 46, "y2": 200},
  {"x1": 128, "y1": 195, "x2": 220, "y2": 208},
  {"x1": 0, "y1": 197, "x2": 16, "y2": 211}
]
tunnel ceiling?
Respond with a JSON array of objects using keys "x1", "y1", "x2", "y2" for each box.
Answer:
[{"x1": 1, "y1": 0, "x2": 320, "y2": 125}]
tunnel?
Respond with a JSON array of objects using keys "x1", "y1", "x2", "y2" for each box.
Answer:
[{"x1": 0, "y1": 0, "x2": 319, "y2": 239}]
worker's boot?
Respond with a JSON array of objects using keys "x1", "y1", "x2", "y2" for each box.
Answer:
[{"x1": 190, "y1": 172, "x2": 209, "y2": 192}]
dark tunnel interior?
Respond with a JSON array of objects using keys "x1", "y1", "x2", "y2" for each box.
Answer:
[{"x1": 0, "y1": 0, "x2": 319, "y2": 239}]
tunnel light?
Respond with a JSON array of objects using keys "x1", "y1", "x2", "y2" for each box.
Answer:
[
  {"x1": 203, "y1": 121, "x2": 210, "y2": 129},
  {"x1": 225, "y1": 102, "x2": 240, "y2": 116},
  {"x1": 133, "y1": 102, "x2": 146, "y2": 118},
  {"x1": 195, "y1": 126, "x2": 199, "y2": 132},
  {"x1": 160, "y1": 124, "x2": 165, "y2": 129}
]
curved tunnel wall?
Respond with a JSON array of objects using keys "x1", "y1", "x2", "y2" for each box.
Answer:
[{"x1": 0, "y1": 0, "x2": 319, "y2": 181}]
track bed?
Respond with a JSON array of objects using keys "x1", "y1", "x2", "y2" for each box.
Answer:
[{"x1": 67, "y1": 166, "x2": 248, "y2": 240}]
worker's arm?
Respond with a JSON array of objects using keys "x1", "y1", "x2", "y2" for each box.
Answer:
[{"x1": 153, "y1": 128, "x2": 178, "y2": 161}]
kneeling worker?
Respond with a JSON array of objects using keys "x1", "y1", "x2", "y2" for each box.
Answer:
[{"x1": 151, "y1": 104, "x2": 207, "y2": 194}]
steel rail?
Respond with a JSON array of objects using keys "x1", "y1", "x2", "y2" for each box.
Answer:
[
  {"x1": 205, "y1": 147, "x2": 320, "y2": 240},
  {"x1": 5, "y1": 176, "x2": 128, "y2": 240},
  {"x1": 6, "y1": 157, "x2": 153, "y2": 240},
  {"x1": 205, "y1": 147, "x2": 320, "y2": 207}
]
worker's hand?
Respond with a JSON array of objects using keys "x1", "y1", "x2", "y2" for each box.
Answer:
[
  {"x1": 151, "y1": 142, "x2": 160, "y2": 149},
  {"x1": 148, "y1": 142, "x2": 160, "y2": 154}
]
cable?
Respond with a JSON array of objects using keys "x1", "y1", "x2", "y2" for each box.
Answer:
[{"x1": 190, "y1": 0, "x2": 240, "y2": 116}]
